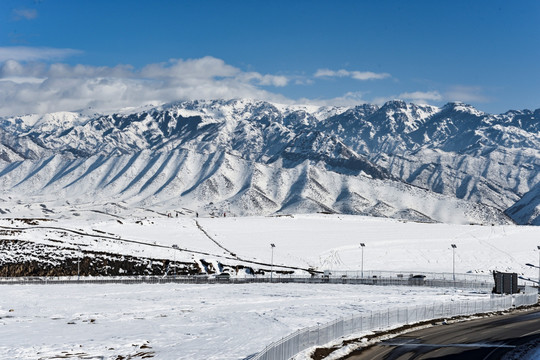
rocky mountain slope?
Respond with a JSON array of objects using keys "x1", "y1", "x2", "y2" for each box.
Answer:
[{"x1": 0, "y1": 99, "x2": 538, "y2": 224}]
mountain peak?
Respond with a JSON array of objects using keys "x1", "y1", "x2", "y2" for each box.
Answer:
[
  {"x1": 381, "y1": 100, "x2": 407, "y2": 110},
  {"x1": 441, "y1": 102, "x2": 484, "y2": 116},
  {"x1": 0, "y1": 97, "x2": 538, "y2": 225}
]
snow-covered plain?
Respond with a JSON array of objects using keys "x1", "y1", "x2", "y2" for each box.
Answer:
[
  {"x1": 2, "y1": 212, "x2": 540, "y2": 359},
  {"x1": 0, "y1": 283, "x2": 490, "y2": 360},
  {"x1": 2, "y1": 213, "x2": 540, "y2": 280}
]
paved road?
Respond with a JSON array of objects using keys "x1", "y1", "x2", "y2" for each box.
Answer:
[{"x1": 343, "y1": 308, "x2": 540, "y2": 360}]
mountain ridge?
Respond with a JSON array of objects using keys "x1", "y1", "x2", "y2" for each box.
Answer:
[{"x1": 0, "y1": 98, "x2": 538, "y2": 224}]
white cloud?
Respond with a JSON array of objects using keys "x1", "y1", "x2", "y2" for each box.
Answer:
[
  {"x1": 0, "y1": 56, "x2": 291, "y2": 117},
  {"x1": 350, "y1": 71, "x2": 391, "y2": 81},
  {"x1": 0, "y1": 47, "x2": 82, "y2": 62},
  {"x1": 398, "y1": 91, "x2": 442, "y2": 103},
  {"x1": 300, "y1": 89, "x2": 444, "y2": 109},
  {"x1": 12, "y1": 8, "x2": 38, "y2": 20},
  {"x1": 370, "y1": 96, "x2": 394, "y2": 106},
  {"x1": 314, "y1": 69, "x2": 349, "y2": 78},
  {"x1": 445, "y1": 86, "x2": 489, "y2": 103},
  {"x1": 140, "y1": 57, "x2": 238, "y2": 80},
  {"x1": 240, "y1": 72, "x2": 289, "y2": 87},
  {"x1": 314, "y1": 68, "x2": 391, "y2": 81},
  {"x1": 0, "y1": 50, "x2": 492, "y2": 117},
  {"x1": 297, "y1": 91, "x2": 369, "y2": 107}
]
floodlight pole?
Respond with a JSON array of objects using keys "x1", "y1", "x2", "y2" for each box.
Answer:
[
  {"x1": 172, "y1": 244, "x2": 179, "y2": 280},
  {"x1": 360, "y1": 243, "x2": 365, "y2": 278},
  {"x1": 77, "y1": 246, "x2": 81, "y2": 281},
  {"x1": 451, "y1": 244, "x2": 457, "y2": 284},
  {"x1": 270, "y1": 244, "x2": 275, "y2": 282}
]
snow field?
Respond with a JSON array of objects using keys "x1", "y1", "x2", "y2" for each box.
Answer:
[
  {"x1": 197, "y1": 215, "x2": 540, "y2": 279},
  {"x1": 2, "y1": 214, "x2": 540, "y2": 280},
  {"x1": 1, "y1": 213, "x2": 540, "y2": 359},
  {"x1": 0, "y1": 283, "x2": 489, "y2": 360}
]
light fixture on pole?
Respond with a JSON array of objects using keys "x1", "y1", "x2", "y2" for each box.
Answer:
[
  {"x1": 451, "y1": 244, "x2": 457, "y2": 283},
  {"x1": 518, "y1": 275, "x2": 539, "y2": 285},
  {"x1": 270, "y1": 243, "x2": 275, "y2": 282},
  {"x1": 172, "y1": 244, "x2": 179, "y2": 280},
  {"x1": 360, "y1": 243, "x2": 365, "y2": 278}
]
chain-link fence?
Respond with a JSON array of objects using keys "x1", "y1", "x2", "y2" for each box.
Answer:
[
  {"x1": 327, "y1": 270, "x2": 493, "y2": 283},
  {"x1": 0, "y1": 275, "x2": 494, "y2": 289},
  {"x1": 251, "y1": 288, "x2": 538, "y2": 360}
]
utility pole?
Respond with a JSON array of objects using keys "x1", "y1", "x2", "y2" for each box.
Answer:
[
  {"x1": 360, "y1": 243, "x2": 365, "y2": 278},
  {"x1": 270, "y1": 243, "x2": 275, "y2": 282},
  {"x1": 451, "y1": 244, "x2": 457, "y2": 284}
]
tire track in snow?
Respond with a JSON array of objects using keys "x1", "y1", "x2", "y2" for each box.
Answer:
[{"x1": 194, "y1": 220, "x2": 236, "y2": 257}]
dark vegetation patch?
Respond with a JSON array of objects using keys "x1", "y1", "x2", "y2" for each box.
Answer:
[{"x1": 0, "y1": 239, "x2": 200, "y2": 277}]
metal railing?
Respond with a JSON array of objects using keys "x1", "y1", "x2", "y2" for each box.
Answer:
[
  {"x1": 250, "y1": 288, "x2": 538, "y2": 360},
  {"x1": 328, "y1": 270, "x2": 493, "y2": 283},
  {"x1": 0, "y1": 274, "x2": 494, "y2": 289}
]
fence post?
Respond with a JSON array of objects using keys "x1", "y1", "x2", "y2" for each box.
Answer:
[{"x1": 405, "y1": 307, "x2": 409, "y2": 325}]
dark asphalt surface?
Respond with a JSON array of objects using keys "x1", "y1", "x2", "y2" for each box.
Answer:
[{"x1": 343, "y1": 307, "x2": 540, "y2": 360}]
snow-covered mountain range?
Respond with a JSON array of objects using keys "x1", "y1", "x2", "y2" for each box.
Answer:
[{"x1": 0, "y1": 99, "x2": 538, "y2": 225}]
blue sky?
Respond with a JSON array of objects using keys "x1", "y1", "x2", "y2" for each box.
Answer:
[{"x1": 0, "y1": 0, "x2": 538, "y2": 116}]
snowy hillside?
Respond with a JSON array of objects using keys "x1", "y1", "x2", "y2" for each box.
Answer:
[
  {"x1": 0, "y1": 98, "x2": 539, "y2": 223},
  {"x1": 1, "y1": 213, "x2": 539, "y2": 280},
  {"x1": 0, "y1": 149, "x2": 508, "y2": 224}
]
